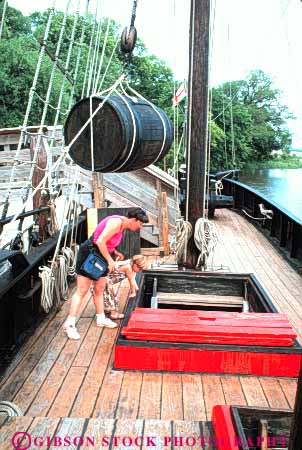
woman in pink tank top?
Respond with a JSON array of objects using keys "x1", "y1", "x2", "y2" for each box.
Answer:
[{"x1": 63, "y1": 208, "x2": 149, "y2": 340}]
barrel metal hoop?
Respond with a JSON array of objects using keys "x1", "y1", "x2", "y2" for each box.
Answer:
[{"x1": 111, "y1": 93, "x2": 138, "y2": 172}]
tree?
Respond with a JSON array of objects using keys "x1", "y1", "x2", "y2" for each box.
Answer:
[
  {"x1": 210, "y1": 70, "x2": 293, "y2": 170},
  {"x1": 0, "y1": 6, "x2": 31, "y2": 38},
  {"x1": 0, "y1": 35, "x2": 68, "y2": 127}
]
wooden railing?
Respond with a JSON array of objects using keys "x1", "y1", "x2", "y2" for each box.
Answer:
[{"x1": 223, "y1": 179, "x2": 302, "y2": 266}]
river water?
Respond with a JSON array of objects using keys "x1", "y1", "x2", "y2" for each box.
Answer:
[{"x1": 239, "y1": 168, "x2": 302, "y2": 221}]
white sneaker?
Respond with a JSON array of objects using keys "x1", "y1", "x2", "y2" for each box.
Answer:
[
  {"x1": 63, "y1": 324, "x2": 81, "y2": 340},
  {"x1": 96, "y1": 317, "x2": 118, "y2": 328}
]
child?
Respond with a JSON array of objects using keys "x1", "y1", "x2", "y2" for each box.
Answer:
[{"x1": 104, "y1": 254, "x2": 146, "y2": 319}]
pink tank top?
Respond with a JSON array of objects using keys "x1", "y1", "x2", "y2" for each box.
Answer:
[{"x1": 93, "y1": 215, "x2": 124, "y2": 253}]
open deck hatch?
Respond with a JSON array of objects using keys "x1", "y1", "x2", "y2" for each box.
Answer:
[{"x1": 114, "y1": 270, "x2": 302, "y2": 377}]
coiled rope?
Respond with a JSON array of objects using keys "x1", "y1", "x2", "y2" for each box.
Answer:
[
  {"x1": 194, "y1": 217, "x2": 219, "y2": 269},
  {"x1": 174, "y1": 219, "x2": 193, "y2": 264},
  {"x1": 39, "y1": 265, "x2": 56, "y2": 313},
  {"x1": 0, "y1": 401, "x2": 23, "y2": 417}
]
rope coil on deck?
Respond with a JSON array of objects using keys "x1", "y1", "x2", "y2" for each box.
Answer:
[
  {"x1": 194, "y1": 218, "x2": 219, "y2": 269},
  {"x1": 174, "y1": 219, "x2": 193, "y2": 264},
  {"x1": 0, "y1": 401, "x2": 23, "y2": 417}
]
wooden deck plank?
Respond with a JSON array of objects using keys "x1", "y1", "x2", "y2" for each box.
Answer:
[
  {"x1": 70, "y1": 327, "x2": 119, "y2": 418},
  {"x1": 142, "y1": 419, "x2": 172, "y2": 450},
  {"x1": 92, "y1": 369, "x2": 124, "y2": 419},
  {"x1": 0, "y1": 417, "x2": 34, "y2": 450},
  {"x1": 173, "y1": 420, "x2": 201, "y2": 449},
  {"x1": 26, "y1": 417, "x2": 60, "y2": 449},
  {"x1": 220, "y1": 375, "x2": 247, "y2": 406},
  {"x1": 112, "y1": 419, "x2": 144, "y2": 448},
  {"x1": 70, "y1": 286, "x2": 129, "y2": 418},
  {"x1": 0, "y1": 286, "x2": 88, "y2": 399},
  {"x1": 82, "y1": 419, "x2": 115, "y2": 449},
  {"x1": 22, "y1": 318, "x2": 91, "y2": 416},
  {"x1": 0, "y1": 309, "x2": 69, "y2": 401},
  {"x1": 72, "y1": 322, "x2": 103, "y2": 367},
  {"x1": 48, "y1": 417, "x2": 86, "y2": 450},
  {"x1": 182, "y1": 374, "x2": 206, "y2": 421},
  {"x1": 259, "y1": 377, "x2": 290, "y2": 409},
  {"x1": 11, "y1": 331, "x2": 71, "y2": 412},
  {"x1": 201, "y1": 375, "x2": 225, "y2": 421},
  {"x1": 225, "y1": 210, "x2": 302, "y2": 332},
  {"x1": 279, "y1": 378, "x2": 297, "y2": 409},
  {"x1": 116, "y1": 371, "x2": 143, "y2": 419},
  {"x1": 47, "y1": 366, "x2": 87, "y2": 417},
  {"x1": 161, "y1": 373, "x2": 183, "y2": 420},
  {"x1": 239, "y1": 376, "x2": 268, "y2": 407},
  {"x1": 199, "y1": 420, "x2": 216, "y2": 450},
  {"x1": 138, "y1": 373, "x2": 162, "y2": 420}
]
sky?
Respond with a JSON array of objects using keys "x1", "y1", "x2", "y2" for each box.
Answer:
[{"x1": 7, "y1": 0, "x2": 302, "y2": 149}]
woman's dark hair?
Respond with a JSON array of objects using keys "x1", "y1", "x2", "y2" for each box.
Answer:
[{"x1": 127, "y1": 207, "x2": 149, "y2": 223}]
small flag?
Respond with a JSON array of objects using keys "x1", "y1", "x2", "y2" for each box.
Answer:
[{"x1": 172, "y1": 83, "x2": 187, "y2": 107}]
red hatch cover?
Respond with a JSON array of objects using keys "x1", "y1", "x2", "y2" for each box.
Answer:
[{"x1": 122, "y1": 308, "x2": 297, "y2": 346}]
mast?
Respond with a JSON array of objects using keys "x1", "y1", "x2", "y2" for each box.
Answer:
[{"x1": 185, "y1": 0, "x2": 211, "y2": 266}]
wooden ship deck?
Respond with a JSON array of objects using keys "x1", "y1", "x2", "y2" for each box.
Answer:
[{"x1": 0, "y1": 208, "x2": 301, "y2": 447}]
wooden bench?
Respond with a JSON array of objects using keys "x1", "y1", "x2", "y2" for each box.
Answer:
[{"x1": 156, "y1": 292, "x2": 245, "y2": 309}]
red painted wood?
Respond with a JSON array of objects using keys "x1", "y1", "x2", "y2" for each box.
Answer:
[
  {"x1": 121, "y1": 331, "x2": 294, "y2": 346},
  {"x1": 128, "y1": 313, "x2": 291, "y2": 328},
  {"x1": 212, "y1": 405, "x2": 239, "y2": 450},
  {"x1": 114, "y1": 345, "x2": 301, "y2": 377},
  {"x1": 135, "y1": 308, "x2": 289, "y2": 320},
  {"x1": 123, "y1": 322, "x2": 295, "y2": 338},
  {"x1": 122, "y1": 309, "x2": 297, "y2": 346}
]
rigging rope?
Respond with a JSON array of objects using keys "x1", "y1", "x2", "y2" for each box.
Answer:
[
  {"x1": 68, "y1": 0, "x2": 90, "y2": 111},
  {"x1": 0, "y1": 0, "x2": 8, "y2": 40},
  {"x1": 82, "y1": 1, "x2": 98, "y2": 98},
  {"x1": 86, "y1": 0, "x2": 102, "y2": 96},
  {"x1": 1, "y1": 1, "x2": 56, "y2": 222},
  {"x1": 97, "y1": 34, "x2": 120, "y2": 93},
  {"x1": 93, "y1": 17, "x2": 111, "y2": 93}
]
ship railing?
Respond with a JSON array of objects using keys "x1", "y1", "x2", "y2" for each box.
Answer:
[{"x1": 223, "y1": 178, "x2": 302, "y2": 268}]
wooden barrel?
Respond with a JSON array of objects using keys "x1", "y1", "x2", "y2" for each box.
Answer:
[{"x1": 64, "y1": 95, "x2": 173, "y2": 172}]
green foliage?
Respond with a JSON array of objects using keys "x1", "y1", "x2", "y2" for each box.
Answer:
[
  {"x1": 0, "y1": 6, "x2": 294, "y2": 175},
  {"x1": 245, "y1": 155, "x2": 302, "y2": 169},
  {"x1": 211, "y1": 70, "x2": 293, "y2": 171},
  {"x1": 0, "y1": 34, "x2": 69, "y2": 127},
  {"x1": 0, "y1": 6, "x2": 31, "y2": 38}
]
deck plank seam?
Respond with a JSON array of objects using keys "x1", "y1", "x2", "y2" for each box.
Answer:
[
  {"x1": 228, "y1": 212, "x2": 302, "y2": 329},
  {"x1": 91, "y1": 289, "x2": 130, "y2": 419},
  {"x1": 21, "y1": 317, "x2": 94, "y2": 416},
  {"x1": 278, "y1": 379, "x2": 295, "y2": 409},
  {"x1": 0, "y1": 288, "x2": 90, "y2": 399},
  {"x1": 65, "y1": 323, "x2": 106, "y2": 418},
  {"x1": 135, "y1": 369, "x2": 145, "y2": 420}
]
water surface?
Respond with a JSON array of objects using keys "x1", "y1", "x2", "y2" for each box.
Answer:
[{"x1": 239, "y1": 168, "x2": 302, "y2": 221}]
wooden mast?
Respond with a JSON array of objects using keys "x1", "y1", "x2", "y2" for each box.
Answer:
[{"x1": 185, "y1": 0, "x2": 210, "y2": 266}]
